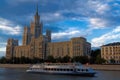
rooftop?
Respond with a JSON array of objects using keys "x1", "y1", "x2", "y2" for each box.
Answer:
[{"x1": 103, "y1": 42, "x2": 120, "y2": 46}]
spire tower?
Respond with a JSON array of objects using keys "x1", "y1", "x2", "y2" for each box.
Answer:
[
  {"x1": 36, "y1": 3, "x2": 38, "y2": 16},
  {"x1": 34, "y1": 3, "x2": 40, "y2": 25},
  {"x1": 32, "y1": 3, "x2": 43, "y2": 38}
]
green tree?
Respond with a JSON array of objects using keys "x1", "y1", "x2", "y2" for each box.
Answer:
[
  {"x1": 14, "y1": 57, "x2": 21, "y2": 64},
  {"x1": 20, "y1": 56, "x2": 26, "y2": 64},
  {"x1": 95, "y1": 55, "x2": 106, "y2": 64},
  {"x1": 0, "y1": 57, "x2": 6, "y2": 63},
  {"x1": 55, "y1": 57, "x2": 62, "y2": 63},
  {"x1": 110, "y1": 59, "x2": 115, "y2": 64},
  {"x1": 32, "y1": 57, "x2": 43, "y2": 63},
  {"x1": 72, "y1": 56, "x2": 89, "y2": 64},
  {"x1": 46, "y1": 55, "x2": 55, "y2": 62},
  {"x1": 90, "y1": 49, "x2": 101, "y2": 64},
  {"x1": 61, "y1": 55, "x2": 71, "y2": 63}
]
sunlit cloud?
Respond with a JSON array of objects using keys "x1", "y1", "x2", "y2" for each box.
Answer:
[
  {"x1": 41, "y1": 12, "x2": 64, "y2": 22},
  {"x1": 91, "y1": 26, "x2": 120, "y2": 47},
  {"x1": 0, "y1": 47, "x2": 6, "y2": 52},
  {"x1": 51, "y1": 27, "x2": 89, "y2": 41},
  {"x1": 0, "y1": 18, "x2": 22, "y2": 35},
  {"x1": 89, "y1": 18, "x2": 107, "y2": 29}
]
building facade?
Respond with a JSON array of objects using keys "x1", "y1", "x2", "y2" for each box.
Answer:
[
  {"x1": 101, "y1": 42, "x2": 120, "y2": 64},
  {"x1": 47, "y1": 37, "x2": 91, "y2": 58},
  {"x1": 6, "y1": 7, "x2": 91, "y2": 60}
]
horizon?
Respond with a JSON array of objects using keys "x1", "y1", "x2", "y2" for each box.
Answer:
[{"x1": 0, "y1": 0, "x2": 120, "y2": 57}]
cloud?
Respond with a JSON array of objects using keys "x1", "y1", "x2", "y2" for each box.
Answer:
[
  {"x1": 9, "y1": 0, "x2": 119, "y2": 30},
  {"x1": 15, "y1": 0, "x2": 38, "y2": 2},
  {"x1": 3, "y1": 0, "x2": 120, "y2": 47},
  {"x1": 0, "y1": 47, "x2": 6, "y2": 52},
  {"x1": 52, "y1": 27, "x2": 88, "y2": 41},
  {"x1": 91, "y1": 26, "x2": 120, "y2": 47},
  {"x1": 89, "y1": 18, "x2": 107, "y2": 29},
  {"x1": 96, "y1": 4, "x2": 110, "y2": 14},
  {"x1": 6, "y1": 0, "x2": 38, "y2": 5},
  {"x1": 36, "y1": 0, "x2": 119, "y2": 30},
  {"x1": 87, "y1": 0, "x2": 110, "y2": 14},
  {"x1": 0, "y1": 41, "x2": 7, "y2": 56},
  {"x1": 0, "y1": 18, "x2": 22, "y2": 35},
  {"x1": 0, "y1": 51, "x2": 5, "y2": 57},
  {"x1": 41, "y1": 12, "x2": 64, "y2": 23}
]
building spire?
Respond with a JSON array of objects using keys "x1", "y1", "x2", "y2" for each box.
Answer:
[
  {"x1": 34, "y1": 3, "x2": 40, "y2": 24},
  {"x1": 36, "y1": 3, "x2": 38, "y2": 15}
]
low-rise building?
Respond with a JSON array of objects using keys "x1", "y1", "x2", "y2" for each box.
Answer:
[
  {"x1": 101, "y1": 42, "x2": 120, "y2": 64},
  {"x1": 47, "y1": 37, "x2": 91, "y2": 58}
]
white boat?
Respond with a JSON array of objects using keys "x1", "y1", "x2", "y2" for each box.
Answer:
[{"x1": 26, "y1": 63, "x2": 96, "y2": 77}]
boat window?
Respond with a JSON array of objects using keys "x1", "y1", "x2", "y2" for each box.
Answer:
[
  {"x1": 53, "y1": 68, "x2": 56, "y2": 71},
  {"x1": 60, "y1": 69, "x2": 62, "y2": 71},
  {"x1": 86, "y1": 69, "x2": 88, "y2": 71},
  {"x1": 70, "y1": 69, "x2": 73, "y2": 71},
  {"x1": 48, "y1": 68, "x2": 50, "y2": 70},
  {"x1": 51, "y1": 68, "x2": 53, "y2": 70},
  {"x1": 67, "y1": 69, "x2": 69, "y2": 71},
  {"x1": 78, "y1": 69, "x2": 80, "y2": 71},
  {"x1": 63, "y1": 69, "x2": 66, "y2": 71},
  {"x1": 57, "y1": 69, "x2": 59, "y2": 71}
]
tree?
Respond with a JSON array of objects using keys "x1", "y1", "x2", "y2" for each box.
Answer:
[
  {"x1": 46, "y1": 55, "x2": 55, "y2": 62},
  {"x1": 0, "y1": 57, "x2": 6, "y2": 63},
  {"x1": 20, "y1": 56, "x2": 26, "y2": 64},
  {"x1": 32, "y1": 57, "x2": 43, "y2": 63},
  {"x1": 91, "y1": 49, "x2": 106, "y2": 64},
  {"x1": 72, "y1": 56, "x2": 89, "y2": 64},
  {"x1": 61, "y1": 55, "x2": 71, "y2": 63},
  {"x1": 90, "y1": 49, "x2": 101, "y2": 64},
  {"x1": 95, "y1": 55, "x2": 106, "y2": 64},
  {"x1": 55, "y1": 57, "x2": 62, "y2": 63},
  {"x1": 72, "y1": 56, "x2": 81, "y2": 62},
  {"x1": 110, "y1": 59, "x2": 115, "y2": 64}
]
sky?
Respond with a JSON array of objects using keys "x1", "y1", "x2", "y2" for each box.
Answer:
[{"x1": 0, "y1": 0, "x2": 120, "y2": 56}]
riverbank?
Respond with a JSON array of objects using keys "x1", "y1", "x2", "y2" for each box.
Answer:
[
  {"x1": 0, "y1": 64, "x2": 120, "y2": 70},
  {"x1": 85, "y1": 64, "x2": 120, "y2": 71},
  {"x1": 0, "y1": 64, "x2": 30, "y2": 69}
]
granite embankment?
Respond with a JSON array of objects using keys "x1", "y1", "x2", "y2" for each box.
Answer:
[
  {"x1": 0, "y1": 64, "x2": 30, "y2": 69},
  {"x1": 85, "y1": 64, "x2": 120, "y2": 71},
  {"x1": 0, "y1": 64, "x2": 120, "y2": 70}
]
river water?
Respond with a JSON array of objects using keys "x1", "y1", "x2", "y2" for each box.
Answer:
[{"x1": 0, "y1": 68, "x2": 119, "y2": 80}]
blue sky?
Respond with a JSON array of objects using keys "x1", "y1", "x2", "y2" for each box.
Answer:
[{"x1": 0, "y1": 0, "x2": 120, "y2": 56}]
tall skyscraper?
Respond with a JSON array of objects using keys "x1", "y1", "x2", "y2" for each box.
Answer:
[{"x1": 6, "y1": 5, "x2": 91, "y2": 60}]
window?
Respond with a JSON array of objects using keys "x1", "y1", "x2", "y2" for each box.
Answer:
[
  {"x1": 81, "y1": 69, "x2": 84, "y2": 71},
  {"x1": 67, "y1": 69, "x2": 69, "y2": 71},
  {"x1": 70, "y1": 69, "x2": 73, "y2": 71},
  {"x1": 78, "y1": 69, "x2": 80, "y2": 71}
]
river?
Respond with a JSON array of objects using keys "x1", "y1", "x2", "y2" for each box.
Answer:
[{"x1": 0, "y1": 68, "x2": 119, "y2": 80}]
